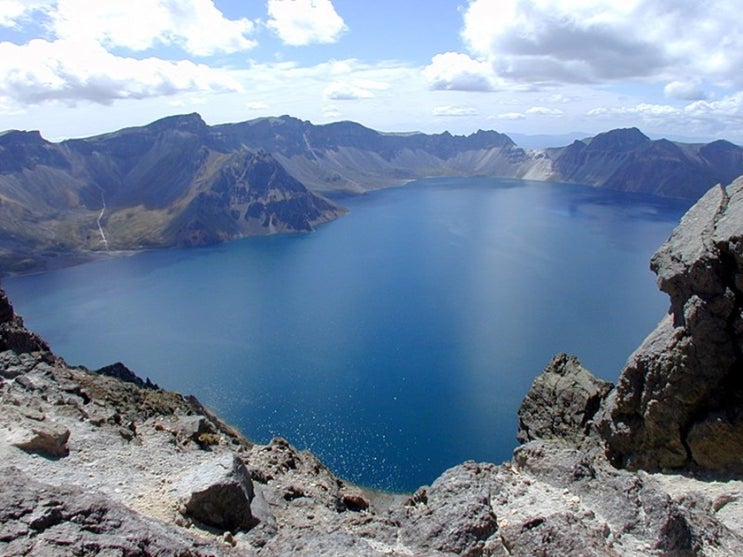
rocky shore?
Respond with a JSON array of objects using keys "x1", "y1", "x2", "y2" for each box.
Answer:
[{"x1": 2, "y1": 177, "x2": 743, "y2": 555}]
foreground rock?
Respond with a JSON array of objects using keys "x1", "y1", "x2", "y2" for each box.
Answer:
[
  {"x1": 518, "y1": 353, "x2": 613, "y2": 445},
  {"x1": 175, "y1": 454, "x2": 257, "y2": 531},
  {"x1": 601, "y1": 176, "x2": 743, "y2": 473},
  {"x1": 0, "y1": 467, "x2": 232, "y2": 556},
  {"x1": 3, "y1": 177, "x2": 743, "y2": 555}
]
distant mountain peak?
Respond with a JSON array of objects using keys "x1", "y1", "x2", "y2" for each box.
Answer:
[
  {"x1": 147, "y1": 113, "x2": 208, "y2": 134},
  {"x1": 587, "y1": 127, "x2": 651, "y2": 151},
  {"x1": 0, "y1": 129, "x2": 46, "y2": 146}
]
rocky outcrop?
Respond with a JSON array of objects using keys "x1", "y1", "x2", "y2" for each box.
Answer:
[
  {"x1": 600, "y1": 176, "x2": 743, "y2": 473},
  {"x1": 96, "y1": 361, "x2": 159, "y2": 389},
  {"x1": 517, "y1": 353, "x2": 613, "y2": 445},
  {"x1": 0, "y1": 288, "x2": 48, "y2": 353}
]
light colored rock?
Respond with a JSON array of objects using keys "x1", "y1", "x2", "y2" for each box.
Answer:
[
  {"x1": 10, "y1": 419, "x2": 70, "y2": 458},
  {"x1": 175, "y1": 453, "x2": 256, "y2": 532}
]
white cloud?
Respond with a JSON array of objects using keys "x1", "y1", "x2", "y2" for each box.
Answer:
[
  {"x1": 432, "y1": 105, "x2": 479, "y2": 117},
  {"x1": 539, "y1": 93, "x2": 577, "y2": 104},
  {"x1": 324, "y1": 81, "x2": 375, "y2": 100},
  {"x1": 587, "y1": 103, "x2": 679, "y2": 117},
  {"x1": 49, "y1": 0, "x2": 256, "y2": 56},
  {"x1": 266, "y1": 0, "x2": 347, "y2": 46},
  {"x1": 322, "y1": 104, "x2": 342, "y2": 119},
  {"x1": 525, "y1": 106, "x2": 564, "y2": 116},
  {"x1": 0, "y1": 0, "x2": 52, "y2": 27},
  {"x1": 323, "y1": 77, "x2": 389, "y2": 100},
  {"x1": 0, "y1": 38, "x2": 242, "y2": 106},
  {"x1": 424, "y1": 52, "x2": 497, "y2": 92},
  {"x1": 584, "y1": 94, "x2": 743, "y2": 140},
  {"x1": 457, "y1": 0, "x2": 742, "y2": 92},
  {"x1": 246, "y1": 101, "x2": 269, "y2": 110},
  {"x1": 0, "y1": 1, "x2": 254, "y2": 108},
  {"x1": 664, "y1": 79, "x2": 707, "y2": 101},
  {"x1": 493, "y1": 112, "x2": 526, "y2": 120}
]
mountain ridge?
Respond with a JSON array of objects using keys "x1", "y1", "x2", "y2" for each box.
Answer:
[{"x1": 2, "y1": 113, "x2": 743, "y2": 274}]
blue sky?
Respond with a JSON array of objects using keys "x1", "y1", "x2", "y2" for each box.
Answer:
[{"x1": 0, "y1": 0, "x2": 741, "y2": 143}]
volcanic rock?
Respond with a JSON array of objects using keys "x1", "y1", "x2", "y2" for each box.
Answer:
[
  {"x1": 517, "y1": 353, "x2": 613, "y2": 445},
  {"x1": 10, "y1": 419, "x2": 70, "y2": 458},
  {"x1": 0, "y1": 466, "x2": 231, "y2": 556},
  {"x1": 600, "y1": 176, "x2": 743, "y2": 473},
  {"x1": 175, "y1": 453, "x2": 257, "y2": 532}
]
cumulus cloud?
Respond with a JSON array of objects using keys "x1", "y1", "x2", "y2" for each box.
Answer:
[
  {"x1": 456, "y1": 0, "x2": 741, "y2": 91},
  {"x1": 0, "y1": 1, "x2": 255, "y2": 108},
  {"x1": 322, "y1": 104, "x2": 342, "y2": 119},
  {"x1": 587, "y1": 103, "x2": 680, "y2": 117},
  {"x1": 432, "y1": 105, "x2": 479, "y2": 117},
  {"x1": 323, "y1": 78, "x2": 388, "y2": 101},
  {"x1": 245, "y1": 101, "x2": 270, "y2": 110},
  {"x1": 664, "y1": 79, "x2": 707, "y2": 101},
  {"x1": 525, "y1": 106, "x2": 564, "y2": 116},
  {"x1": 424, "y1": 52, "x2": 498, "y2": 91},
  {"x1": 267, "y1": 0, "x2": 347, "y2": 46},
  {"x1": 0, "y1": 38, "x2": 242, "y2": 106},
  {"x1": 324, "y1": 82, "x2": 375, "y2": 100},
  {"x1": 585, "y1": 93, "x2": 743, "y2": 139},
  {"x1": 49, "y1": 0, "x2": 256, "y2": 56},
  {"x1": 493, "y1": 112, "x2": 527, "y2": 120},
  {"x1": 0, "y1": 0, "x2": 52, "y2": 28}
]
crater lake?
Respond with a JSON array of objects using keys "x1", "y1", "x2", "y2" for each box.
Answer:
[{"x1": 3, "y1": 177, "x2": 690, "y2": 492}]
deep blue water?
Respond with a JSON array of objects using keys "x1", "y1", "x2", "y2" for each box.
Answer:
[{"x1": 3, "y1": 177, "x2": 689, "y2": 492}]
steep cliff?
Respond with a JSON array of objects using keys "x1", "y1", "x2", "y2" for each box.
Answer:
[
  {"x1": 0, "y1": 114, "x2": 344, "y2": 273},
  {"x1": 3, "y1": 178, "x2": 743, "y2": 555},
  {"x1": 545, "y1": 128, "x2": 743, "y2": 199},
  {"x1": 600, "y1": 176, "x2": 743, "y2": 473}
]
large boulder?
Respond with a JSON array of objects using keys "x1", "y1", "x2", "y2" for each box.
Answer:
[
  {"x1": 600, "y1": 176, "x2": 743, "y2": 473},
  {"x1": 175, "y1": 453, "x2": 257, "y2": 532},
  {"x1": 517, "y1": 353, "x2": 612, "y2": 445}
]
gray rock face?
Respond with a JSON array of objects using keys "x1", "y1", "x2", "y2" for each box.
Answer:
[
  {"x1": 394, "y1": 462, "x2": 502, "y2": 556},
  {"x1": 517, "y1": 353, "x2": 613, "y2": 444},
  {"x1": 600, "y1": 176, "x2": 743, "y2": 472},
  {"x1": 0, "y1": 289, "x2": 48, "y2": 354},
  {"x1": 175, "y1": 453, "x2": 256, "y2": 532},
  {"x1": 0, "y1": 467, "x2": 232, "y2": 556}
]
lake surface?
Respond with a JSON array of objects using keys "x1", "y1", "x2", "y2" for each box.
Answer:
[{"x1": 3, "y1": 177, "x2": 689, "y2": 492}]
